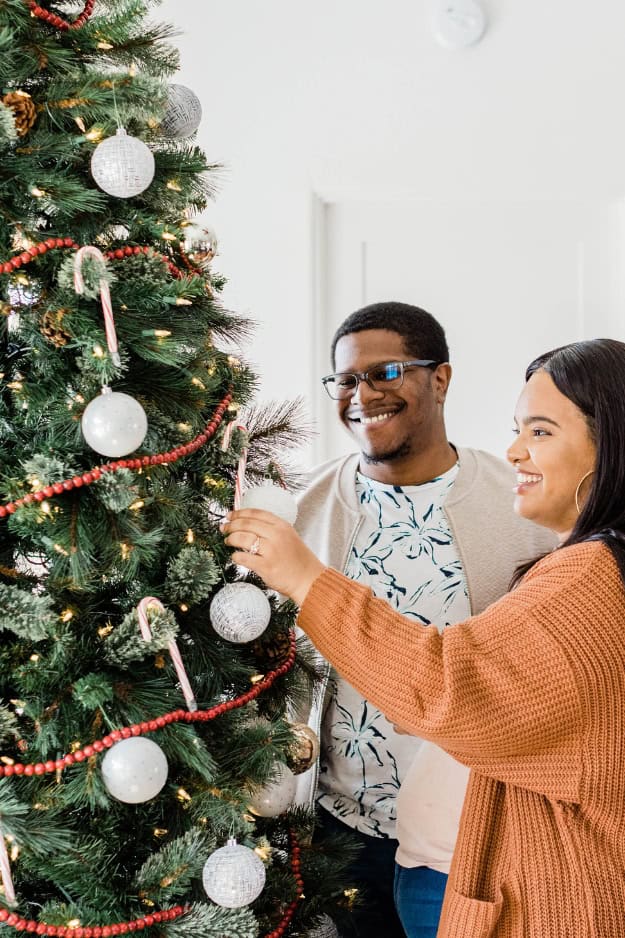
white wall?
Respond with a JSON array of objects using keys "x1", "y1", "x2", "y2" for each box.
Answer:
[{"x1": 158, "y1": 0, "x2": 625, "y2": 461}]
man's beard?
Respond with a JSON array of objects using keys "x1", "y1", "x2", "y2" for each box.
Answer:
[{"x1": 361, "y1": 439, "x2": 411, "y2": 465}]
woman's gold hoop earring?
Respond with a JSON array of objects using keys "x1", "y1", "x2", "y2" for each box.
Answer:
[{"x1": 574, "y1": 469, "x2": 595, "y2": 515}]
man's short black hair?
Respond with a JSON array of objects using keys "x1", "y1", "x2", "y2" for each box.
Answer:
[{"x1": 330, "y1": 301, "x2": 450, "y2": 368}]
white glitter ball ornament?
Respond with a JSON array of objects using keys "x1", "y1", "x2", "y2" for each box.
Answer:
[
  {"x1": 202, "y1": 838, "x2": 266, "y2": 908},
  {"x1": 81, "y1": 386, "x2": 148, "y2": 457},
  {"x1": 91, "y1": 128, "x2": 155, "y2": 198},
  {"x1": 240, "y1": 483, "x2": 298, "y2": 525},
  {"x1": 101, "y1": 737, "x2": 168, "y2": 803},
  {"x1": 306, "y1": 915, "x2": 340, "y2": 938},
  {"x1": 249, "y1": 764, "x2": 297, "y2": 817},
  {"x1": 159, "y1": 84, "x2": 202, "y2": 139},
  {"x1": 210, "y1": 582, "x2": 271, "y2": 643}
]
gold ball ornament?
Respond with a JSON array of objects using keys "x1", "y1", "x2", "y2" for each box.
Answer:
[
  {"x1": 2, "y1": 91, "x2": 36, "y2": 137},
  {"x1": 181, "y1": 224, "x2": 218, "y2": 269},
  {"x1": 287, "y1": 722, "x2": 320, "y2": 775}
]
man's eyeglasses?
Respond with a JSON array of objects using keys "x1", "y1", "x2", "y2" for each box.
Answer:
[{"x1": 321, "y1": 359, "x2": 440, "y2": 400}]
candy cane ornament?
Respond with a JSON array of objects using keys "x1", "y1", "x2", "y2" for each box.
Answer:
[
  {"x1": 137, "y1": 597, "x2": 197, "y2": 712},
  {"x1": 0, "y1": 833, "x2": 16, "y2": 906},
  {"x1": 74, "y1": 245, "x2": 121, "y2": 366},
  {"x1": 220, "y1": 422, "x2": 248, "y2": 510}
]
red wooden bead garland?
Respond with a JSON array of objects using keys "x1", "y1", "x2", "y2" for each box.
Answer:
[
  {"x1": 26, "y1": 0, "x2": 95, "y2": 31},
  {"x1": 0, "y1": 905, "x2": 187, "y2": 935},
  {"x1": 0, "y1": 238, "x2": 78, "y2": 275},
  {"x1": 0, "y1": 631, "x2": 296, "y2": 778},
  {"x1": 261, "y1": 829, "x2": 304, "y2": 938},
  {"x1": 0, "y1": 392, "x2": 233, "y2": 520}
]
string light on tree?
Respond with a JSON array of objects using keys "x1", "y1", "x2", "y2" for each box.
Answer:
[
  {"x1": 209, "y1": 582, "x2": 271, "y2": 643},
  {"x1": 101, "y1": 737, "x2": 168, "y2": 803},
  {"x1": 159, "y1": 84, "x2": 202, "y2": 139},
  {"x1": 202, "y1": 839, "x2": 266, "y2": 908},
  {"x1": 90, "y1": 128, "x2": 155, "y2": 198}
]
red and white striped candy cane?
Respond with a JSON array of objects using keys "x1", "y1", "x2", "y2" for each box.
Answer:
[
  {"x1": 0, "y1": 833, "x2": 15, "y2": 905},
  {"x1": 220, "y1": 422, "x2": 248, "y2": 510},
  {"x1": 74, "y1": 245, "x2": 121, "y2": 367},
  {"x1": 137, "y1": 597, "x2": 197, "y2": 712}
]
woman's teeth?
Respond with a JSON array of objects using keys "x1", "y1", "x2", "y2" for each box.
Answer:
[{"x1": 517, "y1": 472, "x2": 542, "y2": 483}]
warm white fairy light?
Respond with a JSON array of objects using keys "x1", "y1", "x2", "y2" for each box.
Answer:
[
  {"x1": 186, "y1": 528, "x2": 194, "y2": 544},
  {"x1": 60, "y1": 609, "x2": 74, "y2": 622},
  {"x1": 92, "y1": 344, "x2": 105, "y2": 358},
  {"x1": 175, "y1": 297, "x2": 192, "y2": 306}
]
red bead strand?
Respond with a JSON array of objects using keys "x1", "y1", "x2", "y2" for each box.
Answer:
[
  {"x1": 0, "y1": 238, "x2": 78, "y2": 276},
  {"x1": 261, "y1": 829, "x2": 304, "y2": 938},
  {"x1": 0, "y1": 905, "x2": 187, "y2": 936},
  {"x1": 26, "y1": 0, "x2": 95, "y2": 31},
  {"x1": 0, "y1": 391, "x2": 233, "y2": 521},
  {"x1": 0, "y1": 632, "x2": 296, "y2": 778}
]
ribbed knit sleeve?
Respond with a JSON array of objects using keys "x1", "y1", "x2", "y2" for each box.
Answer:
[{"x1": 297, "y1": 543, "x2": 616, "y2": 803}]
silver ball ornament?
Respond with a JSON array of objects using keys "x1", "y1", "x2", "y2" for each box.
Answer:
[
  {"x1": 81, "y1": 386, "x2": 148, "y2": 457},
  {"x1": 248, "y1": 764, "x2": 297, "y2": 817},
  {"x1": 160, "y1": 84, "x2": 202, "y2": 139},
  {"x1": 91, "y1": 128, "x2": 155, "y2": 198},
  {"x1": 210, "y1": 582, "x2": 271, "y2": 643},
  {"x1": 181, "y1": 224, "x2": 218, "y2": 269},
  {"x1": 307, "y1": 915, "x2": 340, "y2": 938},
  {"x1": 202, "y1": 839, "x2": 266, "y2": 908},
  {"x1": 240, "y1": 483, "x2": 298, "y2": 525},
  {"x1": 101, "y1": 737, "x2": 168, "y2": 803}
]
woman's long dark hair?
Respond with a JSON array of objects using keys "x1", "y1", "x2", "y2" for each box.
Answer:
[{"x1": 512, "y1": 338, "x2": 625, "y2": 587}]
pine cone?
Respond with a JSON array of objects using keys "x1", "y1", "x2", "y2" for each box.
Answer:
[
  {"x1": 40, "y1": 309, "x2": 71, "y2": 347},
  {"x1": 252, "y1": 630, "x2": 291, "y2": 668},
  {"x1": 2, "y1": 91, "x2": 36, "y2": 137}
]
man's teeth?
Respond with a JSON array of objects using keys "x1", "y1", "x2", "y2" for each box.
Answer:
[
  {"x1": 517, "y1": 472, "x2": 542, "y2": 483},
  {"x1": 360, "y1": 412, "x2": 394, "y2": 425}
]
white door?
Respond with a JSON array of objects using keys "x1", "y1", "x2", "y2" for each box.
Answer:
[{"x1": 315, "y1": 198, "x2": 625, "y2": 463}]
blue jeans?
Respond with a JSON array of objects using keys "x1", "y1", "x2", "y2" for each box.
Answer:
[{"x1": 393, "y1": 864, "x2": 448, "y2": 938}]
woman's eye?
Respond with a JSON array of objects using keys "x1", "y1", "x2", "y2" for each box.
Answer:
[
  {"x1": 510, "y1": 427, "x2": 520, "y2": 436},
  {"x1": 531, "y1": 428, "x2": 550, "y2": 437}
]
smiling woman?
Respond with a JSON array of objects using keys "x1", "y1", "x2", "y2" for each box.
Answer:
[{"x1": 224, "y1": 338, "x2": 625, "y2": 938}]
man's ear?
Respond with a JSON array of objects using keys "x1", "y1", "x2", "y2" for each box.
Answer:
[{"x1": 432, "y1": 363, "x2": 452, "y2": 404}]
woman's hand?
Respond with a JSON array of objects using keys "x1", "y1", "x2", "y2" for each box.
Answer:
[{"x1": 222, "y1": 509, "x2": 326, "y2": 607}]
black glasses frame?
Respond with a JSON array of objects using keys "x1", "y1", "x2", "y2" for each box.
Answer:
[{"x1": 321, "y1": 359, "x2": 440, "y2": 400}]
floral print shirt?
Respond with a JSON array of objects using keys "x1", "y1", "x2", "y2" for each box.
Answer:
[{"x1": 317, "y1": 462, "x2": 470, "y2": 837}]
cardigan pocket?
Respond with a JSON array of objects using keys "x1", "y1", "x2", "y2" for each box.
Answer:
[{"x1": 440, "y1": 886, "x2": 503, "y2": 938}]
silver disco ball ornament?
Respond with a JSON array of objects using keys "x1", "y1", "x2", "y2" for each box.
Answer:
[
  {"x1": 209, "y1": 582, "x2": 271, "y2": 643},
  {"x1": 307, "y1": 915, "x2": 340, "y2": 938},
  {"x1": 160, "y1": 84, "x2": 202, "y2": 139},
  {"x1": 181, "y1": 223, "x2": 218, "y2": 269},
  {"x1": 240, "y1": 482, "x2": 298, "y2": 525},
  {"x1": 91, "y1": 127, "x2": 155, "y2": 198},
  {"x1": 202, "y1": 839, "x2": 266, "y2": 908},
  {"x1": 101, "y1": 737, "x2": 168, "y2": 803},
  {"x1": 248, "y1": 764, "x2": 297, "y2": 817},
  {"x1": 81, "y1": 386, "x2": 148, "y2": 457}
]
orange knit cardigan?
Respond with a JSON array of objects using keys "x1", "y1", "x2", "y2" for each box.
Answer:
[{"x1": 298, "y1": 540, "x2": 625, "y2": 938}]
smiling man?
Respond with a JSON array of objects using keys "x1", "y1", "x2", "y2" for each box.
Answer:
[{"x1": 295, "y1": 301, "x2": 554, "y2": 938}]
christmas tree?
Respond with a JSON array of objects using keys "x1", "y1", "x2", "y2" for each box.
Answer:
[{"x1": 0, "y1": 2, "x2": 353, "y2": 937}]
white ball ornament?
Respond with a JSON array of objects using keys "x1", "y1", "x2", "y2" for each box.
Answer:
[
  {"x1": 159, "y1": 84, "x2": 202, "y2": 139},
  {"x1": 209, "y1": 582, "x2": 271, "y2": 643},
  {"x1": 307, "y1": 915, "x2": 340, "y2": 938},
  {"x1": 81, "y1": 386, "x2": 148, "y2": 457},
  {"x1": 248, "y1": 764, "x2": 297, "y2": 817},
  {"x1": 91, "y1": 127, "x2": 155, "y2": 198},
  {"x1": 240, "y1": 483, "x2": 298, "y2": 525},
  {"x1": 202, "y1": 839, "x2": 266, "y2": 908},
  {"x1": 101, "y1": 737, "x2": 168, "y2": 803}
]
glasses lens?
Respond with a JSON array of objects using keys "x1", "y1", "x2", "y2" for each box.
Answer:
[
  {"x1": 368, "y1": 362, "x2": 403, "y2": 389},
  {"x1": 323, "y1": 374, "x2": 358, "y2": 399}
]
